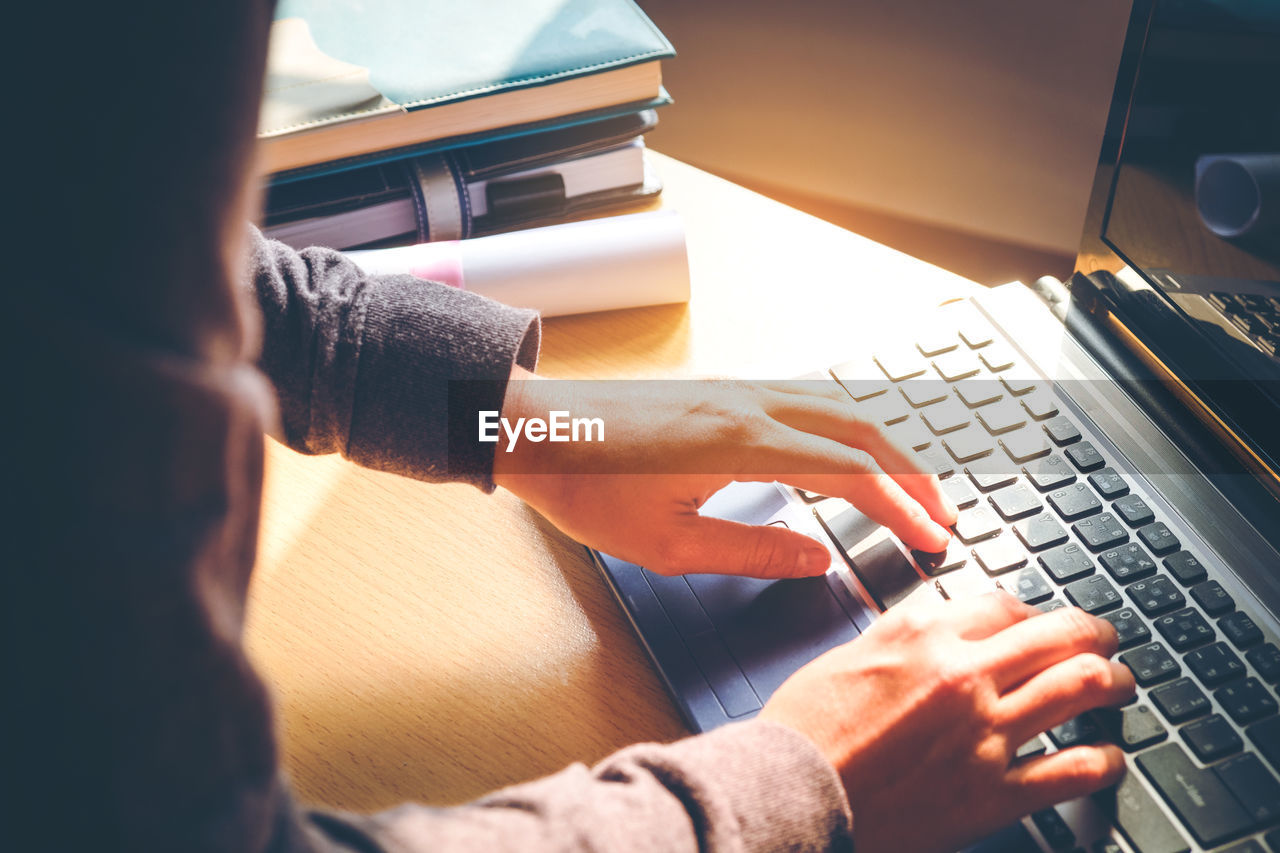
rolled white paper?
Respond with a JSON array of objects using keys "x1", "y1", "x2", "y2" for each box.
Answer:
[{"x1": 345, "y1": 210, "x2": 691, "y2": 317}]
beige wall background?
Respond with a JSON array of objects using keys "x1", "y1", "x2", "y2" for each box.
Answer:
[{"x1": 638, "y1": 0, "x2": 1133, "y2": 256}]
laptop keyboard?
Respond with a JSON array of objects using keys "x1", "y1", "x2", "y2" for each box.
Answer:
[
  {"x1": 1208, "y1": 292, "x2": 1280, "y2": 359},
  {"x1": 810, "y1": 300, "x2": 1280, "y2": 853}
]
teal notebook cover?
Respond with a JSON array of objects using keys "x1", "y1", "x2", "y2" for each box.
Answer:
[{"x1": 266, "y1": 0, "x2": 674, "y2": 135}]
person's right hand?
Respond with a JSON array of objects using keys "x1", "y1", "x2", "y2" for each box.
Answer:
[{"x1": 759, "y1": 592, "x2": 1135, "y2": 853}]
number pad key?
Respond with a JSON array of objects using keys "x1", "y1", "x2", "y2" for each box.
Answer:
[{"x1": 1129, "y1": 575, "x2": 1186, "y2": 617}]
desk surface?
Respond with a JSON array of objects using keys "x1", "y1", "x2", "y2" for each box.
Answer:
[{"x1": 244, "y1": 153, "x2": 982, "y2": 811}]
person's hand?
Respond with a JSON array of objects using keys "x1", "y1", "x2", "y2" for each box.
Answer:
[
  {"x1": 491, "y1": 368, "x2": 957, "y2": 577},
  {"x1": 760, "y1": 593, "x2": 1135, "y2": 853}
]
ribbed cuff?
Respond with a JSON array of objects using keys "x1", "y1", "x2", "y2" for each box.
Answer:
[
  {"x1": 346, "y1": 275, "x2": 539, "y2": 490},
  {"x1": 671, "y1": 719, "x2": 854, "y2": 852}
]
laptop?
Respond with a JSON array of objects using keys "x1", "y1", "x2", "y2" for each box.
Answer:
[{"x1": 589, "y1": 1, "x2": 1280, "y2": 851}]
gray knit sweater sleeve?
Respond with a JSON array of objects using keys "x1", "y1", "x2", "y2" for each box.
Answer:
[{"x1": 249, "y1": 227, "x2": 540, "y2": 490}]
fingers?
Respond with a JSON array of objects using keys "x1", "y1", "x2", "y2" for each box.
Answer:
[
  {"x1": 935, "y1": 590, "x2": 1041, "y2": 641},
  {"x1": 1007, "y1": 744, "x2": 1127, "y2": 814},
  {"x1": 999, "y1": 654, "x2": 1136, "y2": 745},
  {"x1": 762, "y1": 392, "x2": 959, "y2": 528},
  {"x1": 977, "y1": 606, "x2": 1120, "y2": 691},
  {"x1": 647, "y1": 514, "x2": 832, "y2": 578}
]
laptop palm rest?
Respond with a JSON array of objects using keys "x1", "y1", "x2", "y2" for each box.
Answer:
[{"x1": 593, "y1": 481, "x2": 862, "y2": 731}]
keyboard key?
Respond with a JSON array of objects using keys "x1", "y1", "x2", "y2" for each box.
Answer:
[
  {"x1": 1087, "y1": 467, "x2": 1129, "y2": 499},
  {"x1": 1099, "y1": 543, "x2": 1157, "y2": 584},
  {"x1": 1247, "y1": 643, "x2": 1280, "y2": 684},
  {"x1": 988, "y1": 483, "x2": 1041, "y2": 521},
  {"x1": 1137, "y1": 743, "x2": 1254, "y2": 847},
  {"x1": 1049, "y1": 714, "x2": 1100, "y2": 748},
  {"x1": 1216, "y1": 678, "x2": 1277, "y2": 725},
  {"x1": 978, "y1": 344, "x2": 1016, "y2": 372},
  {"x1": 954, "y1": 381, "x2": 1002, "y2": 409},
  {"x1": 1093, "y1": 771, "x2": 1190, "y2": 853},
  {"x1": 916, "y1": 330, "x2": 958, "y2": 357},
  {"x1": 1066, "y1": 441, "x2": 1106, "y2": 472},
  {"x1": 1072, "y1": 512, "x2": 1130, "y2": 552},
  {"x1": 1043, "y1": 415, "x2": 1082, "y2": 446},
  {"x1": 887, "y1": 418, "x2": 933, "y2": 452},
  {"x1": 1120, "y1": 642, "x2": 1180, "y2": 685},
  {"x1": 1168, "y1": 584, "x2": 1228, "y2": 641},
  {"x1": 845, "y1": 538, "x2": 922, "y2": 612},
  {"x1": 1186, "y1": 642, "x2": 1247, "y2": 687},
  {"x1": 966, "y1": 462, "x2": 1019, "y2": 492},
  {"x1": 974, "y1": 537, "x2": 1028, "y2": 576},
  {"x1": 1248, "y1": 716, "x2": 1280, "y2": 773},
  {"x1": 899, "y1": 381, "x2": 949, "y2": 409},
  {"x1": 1030, "y1": 809, "x2": 1075, "y2": 851},
  {"x1": 1101, "y1": 607, "x2": 1153, "y2": 651},
  {"x1": 1004, "y1": 566, "x2": 1054, "y2": 604},
  {"x1": 921, "y1": 397, "x2": 972, "y2": 434},
  {"x1": 1015, "y1": 734, "x2": 1047, "y2": 758},
  {"x1": 875, "y1": 348, "x2": 929, "y2": 381},
  {"x1": 1037, "y1": 598, "x2": 1068, "y2": 613},
  {"x1": 1047, "y1": 483, "x2": 1103, "y2": 521},
  {"x1": 1129, "y1": 575, "x2": 1186, "y2": 617},
  {"x1": 1001, "y1": 374, "x2": 1038, "y2": 396},
  {"x1": 1138, "y1": 522, "x2": 1180, "y2": 556},
  {"x1": 1155, "y1": 608, "x2": 1215, "y2": 651},
  {"x1": 1149, "y1": 677, "x2": 1210, "y2": 723},
  {"x1": 1065, "y1": 575, "x2": 1123, "y2": 613},
  {"x1": 858, "y1": 391, "x2": 912, "y2": 426},
  {"x1": 1192, "y1": 580, "x2": 1236, "y2": 617},
  {"x1": 911, "y1": 539, "x2": 969, "y2": 577},
  {"x1": 976, "y1": 401, "x2": 1027, "y2": 435},
  {"x1": 1215, "y1": 753, "x2": 1280, "y2": 825},
  {"x1": 1113, "y1": 494, "x2": 1156, "y2": 528},
  {"x1": 829, "y1": 364, "x2": 890, "y2": 401},
  {"x1": 1182, "y1": 714, "x2": 1244, "y2": 763},
  {"x1": 1021, "y1": 391, "x2": 1060, "y2": 420},
  {"x1": 1220, "y1": 612, "x2": 1264, "y2": 650},
  {"x1": 1000, "y1": 430, "x2": 1051, "y2": 463},
  {"x1": 943, "y1": 427, "x2": 995, "y2": 463},
  {"x1": 954, "y1": 506, "x2": 1002, "y2": 544},
  {"x1": 1162, "y1": 551, "x2": 1207, "y2": 587},
  {"x1": 933, "y1": 350, "x2": 982, "y2": 381},
  {"x1": 1013, "y1": 514, "x2": 1069, "y2": 552},
  {"x1": 1096, "y1": 704, "x2": 1167, "y2": 751},
  {"x1": 1039, "y1": 543, "x2": 1095, "y2": 583},
  {"x1": 915, "y1": 446, "x2": 956, "y2": 479},
  {"x1": 940, "y1": 475, "x2": 979, "y2": 509},
  {"x1": 958, "y1": 322, "x2": 994, "y2": 349},
  {"x1": 1023, "y1": 453, "x2": 1076, "y2": 491},
  {"x1": 937, "y1": 570, "x2": 999, "y2": 600}
]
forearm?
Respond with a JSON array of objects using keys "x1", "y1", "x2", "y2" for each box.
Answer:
[
  {"x1": 299, "y1": 721, "x2": 852, "y2": 853},
  {"x1": 249, "y1": 229, "x2": 540, "y2": 489}
]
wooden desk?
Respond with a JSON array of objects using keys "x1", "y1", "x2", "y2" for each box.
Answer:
[{"x1": 244, "y1": 153, "x2": 982, "y2": 812}]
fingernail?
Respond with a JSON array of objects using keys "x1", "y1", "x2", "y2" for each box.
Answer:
[{"x1": 798, "y1": 544, "x2": 830, "y2": 575}]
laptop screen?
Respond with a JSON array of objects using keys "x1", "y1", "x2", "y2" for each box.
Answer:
[{"x1": 1075, "y1": 0, "x2": 1280, "y2": 481}]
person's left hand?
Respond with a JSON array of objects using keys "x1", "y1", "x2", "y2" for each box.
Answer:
[{"x1": 491, "y1": 368, "x2": 957, "y2": 578}]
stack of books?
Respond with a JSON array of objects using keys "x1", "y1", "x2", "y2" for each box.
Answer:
[{"x1": 258, "y1": 0, "x2": 675, "y2": 251}]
